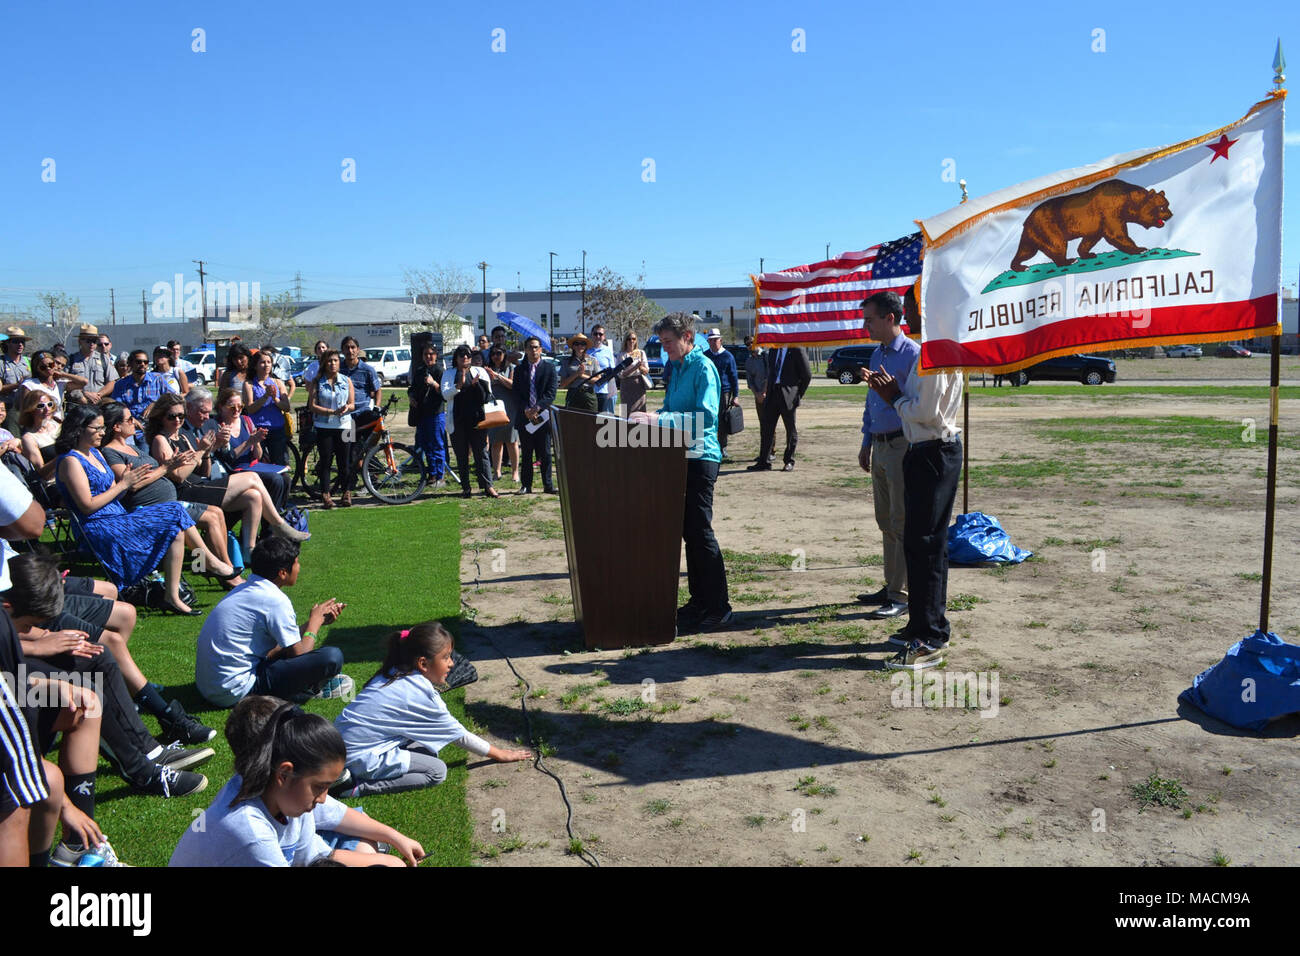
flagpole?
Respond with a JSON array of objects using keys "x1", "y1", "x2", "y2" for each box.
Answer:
[
  {"x1": 959, "y1": 179, "x2": 970, "y2": 515},
  {"x1": 1258, "y1": 41, "x2": 1287, "y2": 634}
]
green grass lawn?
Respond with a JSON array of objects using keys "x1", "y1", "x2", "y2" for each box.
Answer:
[
  {"x1": 802, "y1": 384, "x2": 1300, "y2": 402},
  {"x1": 79, "y1": 498, "x2": 472, "y2": 866}
]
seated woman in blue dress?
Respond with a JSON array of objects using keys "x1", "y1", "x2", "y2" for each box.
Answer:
[{"x1": 55, "y1": 404, "x2": 236, "y2": 616}]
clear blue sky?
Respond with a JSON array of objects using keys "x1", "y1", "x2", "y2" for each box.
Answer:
[{"x1": 2, "y1": 0, "x2": 1297, "y2": 323}]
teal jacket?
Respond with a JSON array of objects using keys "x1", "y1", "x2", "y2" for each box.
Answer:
[{"x1": 656, "y1": 343, "x2": 721, "y2": 462}]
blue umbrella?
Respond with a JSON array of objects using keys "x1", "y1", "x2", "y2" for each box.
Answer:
[{"x1": 496, "y1": 311, "x2": 552, "y2": 352}]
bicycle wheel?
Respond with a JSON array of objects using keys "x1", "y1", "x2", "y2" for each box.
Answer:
[
  {"x1": 362, "y1": 442, "x2": 427, "y2": 504},
  {"x1": 284, "y1": 441, "x2": 303, "y2": 495}
]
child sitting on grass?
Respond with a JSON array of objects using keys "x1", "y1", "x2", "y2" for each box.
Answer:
[
  {"x1": 169, "y1": 700, "x2": 409, "y2": 867},
  {"x1": 334, "y1": 622, "x2": 532, "y2": 797},
  {"x1": 225, "y1": 695, "x2": 423, "y2": 865}
]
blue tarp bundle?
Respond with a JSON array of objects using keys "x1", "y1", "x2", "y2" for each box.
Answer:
[
  {"x1": 947, "y1": 512, "x2": 1033, "y2": 565},
  {"x1": 1179, "y1": 630, "x2": 1300, "y2": 731}
]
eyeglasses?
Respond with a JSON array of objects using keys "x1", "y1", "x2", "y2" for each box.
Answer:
[
  {"x1": 165, "y1": 412, "x2": 186, "y2": 421},
  {"x1": 35, "y1": 402, "x2": 54, "y2": 410},
  {"x1": 131, "y1": 359, "x2": 148, "y2": 366},
  {"x1": 86, "y1": 424, "x2": 106, "y2": 432},
  {"x1": 99, "y1": 341, "x2": 111, "y2": 347}
]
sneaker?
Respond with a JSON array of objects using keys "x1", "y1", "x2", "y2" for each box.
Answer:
[
  {"x1": 433, "y1": 478, "x2": 446, "y2": 489},
  {"x1": 156, "y1": 741, "x2": 216, "y2": 771},
  {"x1": 136, "y1": 763, "x2": 209, "y2": 798},
  {"x1": 697, "y1": 608, "x2": 735, "y2": 632},
  {"x1": 158, "y1": 699, "x2": 217, "y2": 745},
  {"x1": 52, "y1": 839, "x2": 131, "y2": 867},
  {"x1": 313, "y1": 674, "x2": 355, "y2": 700},
  {"x1": 677, "y1": 601, "x2": 705, "y2": 624},
  {"x1": 885, "y1": 639, "x2": 947, "y2": 670},
  {"x1": 887, "y1": 628, "x2": 913, "y2": 648},
  {"x1": 328, "y1": 768, "x2": 354, "y2": 797}
]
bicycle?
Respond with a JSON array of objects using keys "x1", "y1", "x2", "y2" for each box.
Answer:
[{"x1": 285, "y1": 395, "x2": 429, "y2": 504}]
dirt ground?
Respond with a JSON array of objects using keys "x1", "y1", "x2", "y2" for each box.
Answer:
[{"x1": 439, "y1": 360, "x2": 1300, "y2": 867}]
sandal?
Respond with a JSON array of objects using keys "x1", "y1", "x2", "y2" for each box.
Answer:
[{"x1": 485, "y1": 487, "x2": 500, "y2": 499}]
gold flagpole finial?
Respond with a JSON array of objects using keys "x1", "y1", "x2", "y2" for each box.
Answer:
[
  {"x1": 1273, "y1": 38, "x2": 1286, "y2": 91},
  {"x1": 959, "y1": 178, "x2": 968, "y2": 204}
]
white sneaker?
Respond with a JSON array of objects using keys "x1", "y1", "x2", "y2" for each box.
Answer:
[{"x1": 313, "y1": 674, "x2": 355, "y2": 700}]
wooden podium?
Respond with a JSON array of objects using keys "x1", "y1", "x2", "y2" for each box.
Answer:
[{"x1": 551, "y1": 408, "x2": 686, "y2": 649}]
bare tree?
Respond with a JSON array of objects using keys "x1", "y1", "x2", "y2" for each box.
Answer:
[
  {"x1": 254, "y1": 290, "x2": 300, "y2": 346},
  {"x1": 34, "y1": 291, "x2": 81, "y2": 350},
  {"x1": 403, "y1": 263, "x2": 474, "y2": 345},
  {"x1": 580, "y1": 267, "x2": 664, "y2": 342}
]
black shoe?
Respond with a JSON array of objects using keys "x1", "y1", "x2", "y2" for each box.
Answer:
[
  {"x1": 135, "y1": 763, "x2": 209, "y2": 798},
  {"x1": 156, "y1": 741, "x2": 216, "y2": 771},
  {"x1": 868, "y1": 601, "x2": 908, "y2": 620},
  {"x1": 543, "y1": 486, "x2": 558, "y2": 494},
  {"x1": 747, "y1": 462, "x2": 772, "y2": 472},
  {"x1": 887, "y1": 628, "x2": 913, "y2": 647},
  {"x1": 519, "y1": 486, "x2": 533, "y2": 495},
  {"x1": 782, "y1": 462, "x2": 795, "y2": 472},
  {"x1": 160, "y1": 599, "x2": 201, "y2": 616},
  {"x1": 697, "y1": 608, "x2": 735, "y2": 632},
  {"x1": 158, "y1": 700, "x2": 217, "y2": 745},
  {"x1": 461, "y1": 490, "x2": 473, "y2": 499},
  {"x1": 856, "y1": 588, "x2": 890, "y2": 605}
]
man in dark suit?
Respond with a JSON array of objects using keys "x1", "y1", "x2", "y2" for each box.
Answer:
[
  {"x1": 512, "y1": 336, "x2": 558, "y2": 494},
  {"x1": 749, "y1": 345, "x2": 811, "y2": 472}
]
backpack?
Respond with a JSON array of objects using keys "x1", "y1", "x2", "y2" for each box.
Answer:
[{"x1": 282, "y1": 506, "x2": 309, "y2": 535}]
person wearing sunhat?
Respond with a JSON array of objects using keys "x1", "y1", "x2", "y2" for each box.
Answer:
[
  {"x1": 0, "y1": 327, "x2": 33, "y2": 414},
  {"x1": 703, "y1": 329, "x2": 739, "y2": 463},
  {"x1": 558, "y1": 333, "x2": 600, "y2": 413},
  {"x1": 68, "y1": 324, "x2": 118, "y2": 404}
]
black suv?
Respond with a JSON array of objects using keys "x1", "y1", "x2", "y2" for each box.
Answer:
[
  {"x1": 1015, "y1": 353, "x2": 1116, "y2": 385},
  {"x1": 826, "y1": 345, "x2": 877, "y2": 384}
]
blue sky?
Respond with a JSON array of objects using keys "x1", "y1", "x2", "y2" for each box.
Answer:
[{"x1": 2, "y1": 0, "x2": 1297, "y2": 322}]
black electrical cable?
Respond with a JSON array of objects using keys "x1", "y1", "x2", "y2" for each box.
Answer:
[{"x1": 465, "y1": 515, "x2": 599, "y2": 867}]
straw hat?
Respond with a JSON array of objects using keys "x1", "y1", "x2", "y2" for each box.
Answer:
[
  {"x1": 568, "y1": 333, "x2": 591, "y2": 348},
  {"x1": 78, "y1": 323, "x2": 99, "y2": 337},
  {"x1": 2, "y1": 326, "x2": 31, "y2": 341}
]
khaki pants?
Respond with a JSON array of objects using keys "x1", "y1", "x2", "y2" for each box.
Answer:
[{"x1": 870, "y1": 433, "x2": 908, "y2": 602}]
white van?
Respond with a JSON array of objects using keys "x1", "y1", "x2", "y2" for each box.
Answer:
[
  {"x1": 363, "y1": 346, "x2": 413, "y2": 385},
  {"x1": 183, "y1": 351, "x2": 218, "y2": 385}
]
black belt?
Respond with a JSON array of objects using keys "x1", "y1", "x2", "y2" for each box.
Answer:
[{"x1": 873, "y1": 429, "x2": 904, "y2": 442}]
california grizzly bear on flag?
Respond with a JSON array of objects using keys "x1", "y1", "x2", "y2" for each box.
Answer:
[{"x1": 916, "y1": 93, "x2": 1284, "y2": 374}]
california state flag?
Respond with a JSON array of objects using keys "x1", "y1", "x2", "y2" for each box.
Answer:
[{"x1": 917, "y1": 93, "x2": 1285, "y2": 373}]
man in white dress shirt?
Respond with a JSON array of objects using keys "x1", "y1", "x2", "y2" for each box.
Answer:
[{"x1": 866, "y1": 287, "x2": 963, "y2": 670}]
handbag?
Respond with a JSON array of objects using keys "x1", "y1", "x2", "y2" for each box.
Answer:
[
  {"x1": 477, "y1": 400, "x2": 510, "y2": 430},
  {"x1": 723, "y1": 404, "x2": 744, "y2": 435}
]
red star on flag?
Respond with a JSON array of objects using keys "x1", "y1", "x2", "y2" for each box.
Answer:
[{"x1": 1205, "y1": 133, "x2": 1238, "y2": 163}]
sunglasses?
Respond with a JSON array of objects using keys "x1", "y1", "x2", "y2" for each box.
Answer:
[
  {"x1": 165, "y1": 412, "x2": 186, "y2": 421},
  {"x1": 131, "y1": 359, "x2": 148, "y2": 365},
  {"x1": 36, "y1": 402, "x2": 54, "y2": 410}
]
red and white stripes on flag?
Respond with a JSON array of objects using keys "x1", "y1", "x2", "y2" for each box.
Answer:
[{"x1": 752, "y1": 233, "x2": 922, "y2": 348}]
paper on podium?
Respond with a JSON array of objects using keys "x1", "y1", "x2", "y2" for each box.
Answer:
[{"x1": 525, "y1": 410, "x2": 551, "y2": 434}]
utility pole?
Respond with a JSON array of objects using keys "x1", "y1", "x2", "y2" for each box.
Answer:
[
  {"x1": 109, "y1": 288, "x2": 116, "y2": 325},
  {"x1": 549, "y1": 252, "x2": 555, "y2": 330},
  {"x1": 826, "y1": 243, "x2": 830, "y2": 260},
  {"x1": 581, "y1": 250, "x2": 587, "y2": 333},
  {"x1": 141, "y1": 290, "x2": 147, "y2": 324},
  {"x1": 759, "y1": 257, "x2": 764, "y2": 274},
  {"x1": 293, "y1": 270, "x2": 303, "y2": 305},
  {"x1": 193, "y1": 259, "x2": 208, "y2": 339},
  {"x1": 477, "y1": 261, "x2": 489, "y2": 333}
]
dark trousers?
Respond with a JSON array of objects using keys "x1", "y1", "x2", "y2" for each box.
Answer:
[
  {"x1": 252, "y1": 646, "x2": 344, "y2": 704},
  {"x1": 758, "y1": 397, "x2": 797, "y2": 465},
  {"x1": 261, "y1": 427, "x2": 288, "y2": 466},
  {"x1": 26, "y1": 651, "x2": 157, "y2": 785},
  {"x1": 683, "y1": 459, "x2": 729, "y2": 614},
  {"x1": 902, "y1": 439, "x2": 963, "y2": 646},
  {"x1": 314, "y1": 427, "x2": 352, "y2": 495},
  {"x1": 717, "y1": 391, "x2": 732, "y2": 452},
  {"x1": 519, "y1": 420, "x2": 553, "y2": 491},
  {"x1": 451, "y1": 424, "x2": 492, "y2": 492}
]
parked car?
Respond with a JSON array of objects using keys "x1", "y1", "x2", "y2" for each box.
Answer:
[
  {"x1": 723, "y1": 344, "x2": 750, "y2": 381},
  {"x1": 1015, "y1": 353, "x2": 1116, "y2": 385},
  {"x1": 1165, "y1": 345, "x2": 1203, "y2": 358},
  {"x1": 645, "y1": 336, "x2": 666, "y2": 388},
  {"x1": 826, "y1": 345, "x2": 878, "y2": 384},
  {"x1": 1215, "y1": 344, "x2": 1251, "y2": 358},
  {"x1": 364, "y1": 346, "x2": 413, "y2": 385},
  {"x1": 183, "y1": 351, "x2": 217, "y2": 385}
]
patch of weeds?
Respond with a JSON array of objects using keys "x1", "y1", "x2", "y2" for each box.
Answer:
[
  {"x1": 1132, "y1": 773, "x2": 1188, "y2": 812},
  {"x1": 787, "y1": 714, "x2": 811, "y2": 732},
  {"x1": 939, "y1": 814, "x2": 956, "y2": 823},
  {"x1": 1212, "y1": 850, "x2": 1231, "y2": 867},
  {"x1": 668, "y1": 818, "x2": 685, "y2": 829},
  {"x1": 480, "y1": 779, "x2": 505, "y2": 790},
  {"x1": 948, "y1": 593, "x2": 989, "y2": 612},
  {"x1": 527, "y1": 687, "x2": 549, "y2": 700},
  {"x1": 1043, "y1": 758, "x2": 1057, "y2": 768},
  {"x1": 995, "y1": 828, "x2": 1007, "y2": 839},
  {"x1": 1026, "y1": 621, "x2": 1047, "y2": 629},
  {"x1": 601, "y1": 697, "x2": 647, "y2": 716},
  {"x1": 816, "y1": 684, "x2": 831, "y2": 696},
  {"x1": 498, "y1": 834, "x2": 527, "y2": 853},
  {"x1": 1235, "y1": 571, "x2": 1262, "y2": 582},
  {"x1": 813, "y1": 715, "x2": 838, "y2": 734},
  {"x1": 794, "y1": 776, "x2": 837, "y2": 798},
  {"x1": 906, "y1": 849, "x2": 924, "y2": 862},
  {"x1": 580, "y1": 792, "x2": 597, "y2": 804},
  {"x1": 744, "y1": 815, "x2": 766, "y2": 828},
  {"x1": 1221, "y1": 766, "x2": 1232, "y2": 776},
  {"x1": 566, "y1": 838, "x2": 585, "y2": 856},
  {"x1": 644, "y1": 798, "x2": 672, "y2": 816},
  {"x1": 928, "y1": 793, "x2": 947, "y2": 807}
]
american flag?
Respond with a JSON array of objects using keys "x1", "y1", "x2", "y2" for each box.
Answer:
[{"x1": 752, "y1": 232, "x2": 922, "y2": 347}]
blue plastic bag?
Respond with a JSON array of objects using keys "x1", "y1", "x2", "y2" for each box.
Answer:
[
  {"x1": 947, "y1": 512, "x2": 1033, "y2": 565},
  {"x1": 1179, "y1": 630, "x2": 1300, "y2": 731},
  {"x1": 227, "y1": 533, "x2": 243, "y2": 573}
]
